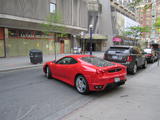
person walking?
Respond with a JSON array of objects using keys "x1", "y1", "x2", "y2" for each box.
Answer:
[{"x1": 157, "y1": 50, "x2": 160, "y2": 66}]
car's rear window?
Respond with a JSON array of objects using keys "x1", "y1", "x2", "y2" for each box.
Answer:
[
  {"x1": 80, "y1": 57, "x2": 115, "y2": 67},
  {"x1": 144, "y1": 49, "x2": 151, "y2": 53},
  {"x1": 107, "y1": 47, "x2": 130, "y2": 54}
]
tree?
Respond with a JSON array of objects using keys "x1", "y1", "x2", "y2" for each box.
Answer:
[
  {"x1": 122, "y1": 26, "x2": 151, "y2": 46},
  {"x1": 41, "y1": 11, "x2": 67, "y2": 60},
  {"x1": 154, "y1": 17, "x2": 160, "y2": 32},
  {"x1": 124, "y1": 26, "x2": 150, "y2": 37},
  {"x1": 129, "y1": 0, "x2": 143, "y2": 8},
  {"x1": 129, "y1": 0, "x2": 152, "y2": 12}
]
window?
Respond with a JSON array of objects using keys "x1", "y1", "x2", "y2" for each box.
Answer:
[
  {"x1": 56, "y1": 57, "x2": 77, "y2": 65},
  {"x1": 131, "y1": 48, "x2": 138, "y2": 54},
  {"x1": 107, "y1": 47, "x2": 130, "y2": 54},
  {"x1": 50, "y1": 2, "x2": 56, "y2": 13},
  {"x1": 80, "y1": 57, "x2": 114, "y2": 67}
]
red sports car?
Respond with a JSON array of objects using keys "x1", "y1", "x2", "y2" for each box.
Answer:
[{"x1": 43, "y1": 55, "x2": 127, "y2": 94}]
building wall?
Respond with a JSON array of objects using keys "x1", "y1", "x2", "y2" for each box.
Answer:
[
  {"x1": 97, "y1": 0, "x2": 113, "y2": 37},
  {"x1": 136, "y1": 0, "x2": 160, "y2": 43},
  {"x1": 0, "y1": 0, "x2": 88, "y2": 29},
  {"x1": 87, "y1": 0, "x2": 113, "y2": 50},
  {"x1": 0, "y1": 0, "x2": 88, "y2": 57},
  {"x1": 0, "y1": 0, "x2": 48, "y2": 20}
]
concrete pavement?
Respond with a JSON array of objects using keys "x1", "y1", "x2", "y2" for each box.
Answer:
[
  {"x1": 61, "y1": 62, "x2": 160, "y2": 120},
  {"x1": 0, "y1": 52, "x2": 104, "y2": 72}
]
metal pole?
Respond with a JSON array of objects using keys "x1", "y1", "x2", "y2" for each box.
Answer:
[
  {"x1": 3, "y1": 28, "x2": 7, "y2": 57},
  {"x1": 90, "y1": 27, "x2": 93, "y2": 55},
  {"x1": 81, "y1": 37, "x2": 83, "y2": 54},
  {"x1": 54, "y1": 33, "x2": 57, "y2": 61}
]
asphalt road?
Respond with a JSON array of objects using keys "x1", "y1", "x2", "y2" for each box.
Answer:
[{"x1": 0, "y1": 62, "x2": 158, "y2": 120}]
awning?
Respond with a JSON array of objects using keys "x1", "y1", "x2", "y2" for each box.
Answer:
[
  {"x1": 112, "y1": 37, "x2": 122, "y2": 42},
  {"x1": 84, "y1": 34, "x2": 108, "y2": 40}
]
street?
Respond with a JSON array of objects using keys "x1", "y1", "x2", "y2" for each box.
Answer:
[{"x1": 0, "y1": 62, "x2": 160, "y2": 120}]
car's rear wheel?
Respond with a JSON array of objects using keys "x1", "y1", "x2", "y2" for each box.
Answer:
[
  {"x1": 150, "y1": 57, "x2": 154, "y2": 63},
  {"x1": 75, "y1": 75, "x2": 89, "y2": 94},
  {"x1": 142, "y1": 60, "x2": 147, "y2": 69},
  {"x1": 45, "y1": 66, "x2": 52, "y2": 79},
  {"x1": 131, "y1": 63, "x2": 137, "y2": 75}
]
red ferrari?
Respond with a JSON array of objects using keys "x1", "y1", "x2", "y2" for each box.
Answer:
[{"x1": 43, "y1": 55, "x2": 127, "y2": 94}]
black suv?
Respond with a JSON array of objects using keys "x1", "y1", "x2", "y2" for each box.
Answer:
[{"x1": 104, "y1": 46, "x2": 147, "y2": 74}]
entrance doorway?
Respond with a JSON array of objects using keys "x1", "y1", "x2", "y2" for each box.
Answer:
[
  {"x1": 0, "y1": 28, "x2": 5, "y2": 57},
  {"x1": 60, "y1": 40, "x2": 64, "y2": 54},
  {"x1": 86, "y1": 43, "x2": 96, "y2": 51}
]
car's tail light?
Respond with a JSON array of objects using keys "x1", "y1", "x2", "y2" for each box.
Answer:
[
  {"x1": 127, "y1": 56, "x2": 133, "y2": 62},
  {"x1": 146, "y1": 54, "x2": 152, "y2": 57},
  {"x1": 96, "y1": 69, "x2": 105, "y2": 75}
]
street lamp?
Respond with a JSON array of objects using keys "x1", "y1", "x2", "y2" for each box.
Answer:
[
  {"x1": 80, "y1": 31, "x2": 85, "y2": 54},
  {"x1": 89, "y1": 24, "x2": 93, "y2": 55},
  {"x1": 73, "y1": 35, "x2": 77, "y2": 54}
]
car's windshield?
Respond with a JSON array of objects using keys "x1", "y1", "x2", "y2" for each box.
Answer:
[
  {"x1": 144, "y1": 49, "x2": 151, "y2": 54},
  {"x1": 80, "y1": 57, "x2": 115, "y2": 67},
  {"x1": 107, "y1": 47, "x2": 130, "y2": 54}
]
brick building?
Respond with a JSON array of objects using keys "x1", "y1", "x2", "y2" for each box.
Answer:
[{"x1": 136, "y1": 0, "x2": 160, "y2": 45}]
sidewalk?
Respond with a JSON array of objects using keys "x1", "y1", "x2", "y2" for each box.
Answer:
[
  {"x1": 61, "y1": 62, "x2": 160, "y2": 120},
  {"x1": 0, "y1": 52, "x2": 104, "y2": 72}
]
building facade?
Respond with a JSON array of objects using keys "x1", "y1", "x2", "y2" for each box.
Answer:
[
  {"x1": 110, "y1": 0, "x2": 139, "y2": 45},
  {"x1": 0, "y1": 0, "x2": 88, "y2": 57},
  {"x1": 84, "y1": 0, "x2": 113, "y2": 52},
  {"x1": 136, "y1": 0, "x2": 160, "y2": 45}
]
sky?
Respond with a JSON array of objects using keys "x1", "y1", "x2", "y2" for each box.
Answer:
[{"x1": 124, "y1": 16, "x2": 140, "y2": 28}]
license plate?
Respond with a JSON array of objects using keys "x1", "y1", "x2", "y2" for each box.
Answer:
[
  {"x1": 114, "y1": 77, "x2": 120, "y2": 82},
  {"x1": 112, "y1": 56, "x2": 118, "y2": 59}
]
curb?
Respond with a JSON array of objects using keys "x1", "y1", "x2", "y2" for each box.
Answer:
[
  {"x1": 0, "y1": 53, "x2": 104, "y2": 72},
  {"x1": 0, "y1": 64, "x2": 43, "y2": 72}
]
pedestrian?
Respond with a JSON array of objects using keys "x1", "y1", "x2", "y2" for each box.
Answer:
[{"x1": 157, "y1": 50, "x2": 160, "y2": 66}]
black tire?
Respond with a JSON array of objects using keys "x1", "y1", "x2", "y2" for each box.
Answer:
[
  {"x1": 142, "y1": 60, "x2": 147, "y2": 69},
  {"x1": 150, "y1": 57, "x2": 154, "y2": 63},
  {"x1": 130, "y1": 63, "x2": 137, "y2": 75},
  {"x1": 117, "y1": 81, "x2": 125, "y2": 86},
  {"x1": 75, "y1": 75, "x2": 89, "y2": 95},
  {"x1": 45, "y1": 66, "x2": 52, "y2": 79}
]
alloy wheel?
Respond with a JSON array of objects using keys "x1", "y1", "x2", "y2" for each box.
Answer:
[{"x1": 75, "y1": 75, "x2": 88, "y2": 94}]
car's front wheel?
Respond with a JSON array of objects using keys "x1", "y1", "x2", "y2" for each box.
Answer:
[
  {"x1": 75, "y1": 75, "x2": 89, "y2": 94},
  {"x1": 45, "y1": 66, "x2": 52, "y2": 79}
]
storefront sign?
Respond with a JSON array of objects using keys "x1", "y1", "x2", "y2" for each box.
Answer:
[
  {"x1": 8, "y1": 28, "x2": 54, "y2": 40},
  {"x1": 112, "y1": 37, "x2": 122, "y2": 42},
  {"x1": 0, "y1": 28, "x2": 4, "y2": 40}
]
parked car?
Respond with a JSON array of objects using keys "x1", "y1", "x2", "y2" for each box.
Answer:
[
  {"x1": 43, "y1": 55, "x2": 127, "y2": 94},
  {"x1": 143, "y1": 48, "x2": 158, "y2": 63},
  {"x1": 104, "y1": 46, "x2": 147, "y2": 74}
]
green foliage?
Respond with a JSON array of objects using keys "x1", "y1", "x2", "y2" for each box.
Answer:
[
  {"x1": 130, "y1": 26, "x2": 150, "y2": 33},
  {"x1": 122, "y1": 26, "x2": 151, "y2": 38},
  {"x1": 129, "y1": 0, "x2": 151, "y2": 13},
  {"x1": 41, "y1": 11, "x2": 67, "y2": 60},
  {"x1": 122, "y1": 31, "x2": 133, "y2": 36},
  {"x1": 154, "y1": 17, "x2": 160, "y2": 32},
  {"x1": 143, "y1": 3, "x2": 152, "y2": 11},
  {"x1": 129, "y1": 0, "x2": 143, "y2": 8},
  {"x1": 41, "y1": 11, "x2": 67, "y2": 37}
]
